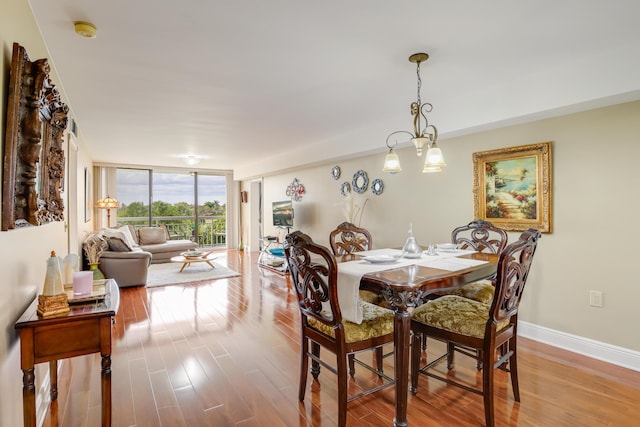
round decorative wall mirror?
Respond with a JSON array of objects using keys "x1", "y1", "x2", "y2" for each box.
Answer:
[
  {"x1": 331, "y1": 165, "x2": 341, "y2": 180},
  {"x1": 352, "y1": 170, "x2": 369, "y2": 194},
  {"x1": 340, "y1": 182, "x2": 351, "y2": 196},
  {"x1": 371, "y1": 178, "x2": 384, "y2": 195}
]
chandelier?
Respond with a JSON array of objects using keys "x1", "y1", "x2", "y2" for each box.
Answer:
[{"x1": 382, "y1": 53, "x2": 446, "y2": 174}]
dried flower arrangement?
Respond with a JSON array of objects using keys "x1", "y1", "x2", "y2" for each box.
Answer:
[
  {"x1": 343, "y1": 193, "x2": 369, "y2": 226},
  {"x1": 83, "y1": 233, "x2": 105, "y2": 264}
]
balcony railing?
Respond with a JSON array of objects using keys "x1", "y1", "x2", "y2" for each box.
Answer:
[{"x1": 117, "y1": 215, "x2": 226, "y2": 248}]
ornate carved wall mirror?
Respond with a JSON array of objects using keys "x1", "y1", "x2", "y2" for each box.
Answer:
[{"x1": 2, "y1": 42, "x2": 68, "y2": 230}]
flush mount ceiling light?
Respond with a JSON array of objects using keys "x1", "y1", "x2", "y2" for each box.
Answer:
[
  {"x1": 183, "y1": 155, "x2": 201, "y2": 166},
  {"x1": 383, "y1": 53, "x2": 446, "y2": 174},
  {"x1": 74, "y1": 21, "x2": 97, "y2": 38}
]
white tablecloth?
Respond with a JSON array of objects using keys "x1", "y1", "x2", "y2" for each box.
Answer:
[{"x1": 337, "y1": 249, "x2": 487, "y2": 324}]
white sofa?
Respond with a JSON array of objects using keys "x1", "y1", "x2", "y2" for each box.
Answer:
[
  {"x1": 131, "y1": 226, "x2": 198, "y2": 264},
  {"x1": 84, "y1": 225, "x2": 198, "y2": 287}
]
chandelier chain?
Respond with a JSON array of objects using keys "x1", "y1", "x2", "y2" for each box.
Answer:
[{"x1": 416, "y1": 61, "x2": 422, "y2": 106}]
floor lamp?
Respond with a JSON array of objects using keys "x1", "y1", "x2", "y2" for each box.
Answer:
[{"x1": 95, "y1": 196, "x2": 120, "y2": 227}]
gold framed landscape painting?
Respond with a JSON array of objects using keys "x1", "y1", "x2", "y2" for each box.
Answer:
[{"x1": 473, "y1": 142, "x2": 552, "y2": 233}]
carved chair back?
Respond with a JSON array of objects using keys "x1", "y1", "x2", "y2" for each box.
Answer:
[
  {"x1": 285, "y1": 231, "x2": 342, "y2": 326},
  {"x1": 451, "y1": 220, "x2": 508, "y2": 254},
  {"x1": 490, "y1": 228, "x2": 541, "y2": 325},
  {"x1": 329, "y1": 222, "x2": 372, "y2": 256}
]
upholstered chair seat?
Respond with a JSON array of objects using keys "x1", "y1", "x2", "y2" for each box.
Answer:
[
  {"x1": 308, "y1": 301, "x2": 394, "y2": 343},
  {"x1": 412, "y1": 295, "x2": 509, "y2": 339},
  {"x1": 359, "y1": 289, "x2": 381, "y2": 304},
  {"x1": 440, "y1": 279, "x2": 495, "y2": 305}
]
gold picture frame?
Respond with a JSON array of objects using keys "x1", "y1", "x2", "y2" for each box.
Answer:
[{"x1": 473, "y1": 142, "x2": 552, "y2": 233}]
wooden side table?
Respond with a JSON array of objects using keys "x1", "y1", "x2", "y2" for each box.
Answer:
[{"x1": 15, "y1": 279, "x2": 120, "y2": 427}]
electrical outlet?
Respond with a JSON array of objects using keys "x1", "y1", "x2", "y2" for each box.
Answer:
[{"x1": 589, "y1": 291, "x2": 603, "y2": 307}]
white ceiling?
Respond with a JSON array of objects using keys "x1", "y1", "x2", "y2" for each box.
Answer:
[{"x1": 28, "y1": 0, "x2": 640, "y2": 180}]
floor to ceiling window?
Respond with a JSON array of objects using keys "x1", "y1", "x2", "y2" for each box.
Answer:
[{"x1": 115, "y1": 168, "x2": 227, "y2": 248}]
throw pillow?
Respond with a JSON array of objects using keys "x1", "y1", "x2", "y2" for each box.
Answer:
[
  {"x1": 117, "y1": 225, "x2": 138, "y2": 248},
  {"x1": 138, "y1": 227, "x2": 167, "y2": 245},
  {"x1": 106, "y1": 236, "x2": 132, "y2": 252},
  {"x1": 102, "y1": 229, "x2": 133, "y2": 251}
]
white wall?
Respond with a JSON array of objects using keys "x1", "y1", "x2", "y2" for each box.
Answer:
[
  {"x1": 255, "y1": 101, "x2": 640, "y2": 354},
  {"x1": 0, "y1": 1, "x2": 95, "y2": 425}
]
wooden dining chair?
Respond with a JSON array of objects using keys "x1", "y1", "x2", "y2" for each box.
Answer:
[
  {"x1": 329, "y1": 222, "x2": 390, "y2": 374},
  {"x1": 410, "y1": 228, "x2": 541, "y2": 427},
  {"x1": 443, "y1": 220, "x2": 508, "y2": 304},
  {"x1": 426, "y1": 220, "x2": 509, "y2": 368},
  {"x1": 284, "y1": 231, "x2": 395, "y2": 427}
]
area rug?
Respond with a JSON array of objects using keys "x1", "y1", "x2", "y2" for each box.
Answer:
[{"x1": 146, "y1": 261, "x2": 240, "y2": 287}]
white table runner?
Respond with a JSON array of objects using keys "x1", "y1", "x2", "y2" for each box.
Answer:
[
  {"x1": 417, "y1": 256, "x2": 489, "y2": 271},
  {"x1": 337, "y1": 249, "x2": 486, "y2": 324}
]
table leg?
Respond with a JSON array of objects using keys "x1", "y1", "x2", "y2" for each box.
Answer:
[
  {"x1": 49, "y1": 360, "x2": 58, "y2": 400},
  {"x1": 22, "y1": 367, "x2": 36, "y2": 427},
  {"x1": 180, "y1": 262, "x2": 188, "y2": 272},
  {"x1": 205, "y1": 261, "x2": 215, "y2": 269},
  {"x1": 101, "y1": 354, "x2": 112, "y2": 427},
  {"x1": 393, "y1": 307, "x2": 411, "y2": 427}
]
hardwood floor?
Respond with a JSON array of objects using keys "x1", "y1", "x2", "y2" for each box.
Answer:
[{"x1": 42, "y1": 250, "x2": 640, "y2": 426}]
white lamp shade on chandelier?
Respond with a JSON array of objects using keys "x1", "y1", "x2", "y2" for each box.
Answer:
[
  {"x1": 422, "y1": 142, "x2": 446, "y2": 173},
  {"x1": 382, "y1": 148, "x2": 402, "y2": 174}
]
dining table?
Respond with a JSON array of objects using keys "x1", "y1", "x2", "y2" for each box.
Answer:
[{"x1": 337, "y1": 248, "x2": 498, "y2": 427}]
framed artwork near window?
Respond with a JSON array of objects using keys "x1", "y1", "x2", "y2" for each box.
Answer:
[{"x1": 472, "y1": 142, "x2": 552, "y2": 233}]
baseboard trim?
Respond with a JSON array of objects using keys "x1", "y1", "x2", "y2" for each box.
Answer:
[{"x1": 519, "y1": 321, "x2": 640, "y2": 372}]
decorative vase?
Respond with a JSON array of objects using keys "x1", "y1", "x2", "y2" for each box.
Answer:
[
  {"x1": 402, "y1": 223, "x2": 422, "y2": 259},
  {"x1": 89, "y1": 263, "x2": 105, "y2": 281}
]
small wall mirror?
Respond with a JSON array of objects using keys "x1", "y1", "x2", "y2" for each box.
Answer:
[
  {"x1": 352, "y1": 170, "x2": 369, "y2": 194},
  {"x1": 371, "y1": 178, "x2": 384, "y2": 195},
  {"x1": 340, "y1": 181, "x2": 351, "y2": 197},
  {"x1": 2, "y1": 43, "x2": 68, "y2": 230}
]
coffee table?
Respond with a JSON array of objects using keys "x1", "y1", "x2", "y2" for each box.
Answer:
[{"x1": 170, "y1": 253, "x2": 217, "y2": 272}]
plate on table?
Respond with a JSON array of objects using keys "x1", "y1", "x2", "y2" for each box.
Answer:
[
  {"x1": 182, "y1": 250, "x2": 205, "y2": 259},
  {"x1": 362, "y1": 255, "x2": 399, "y2": 264},
  {"x1": 436, "y1": 243, "x2": 458, "y2": 252}
]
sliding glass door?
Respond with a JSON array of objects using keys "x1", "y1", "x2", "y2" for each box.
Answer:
[
  {"x1": 197, "y1": 174, "x2": 227, "y2": 247},
  {"x1": 116, "y1": 168, "x2": 227, "y2": 248},
  {"x1": 151, "y1": 171, "x2": 195, "y2": 240},
  {"x1": 116, "y1": 169, "x2": 150, "y2": 226}
]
